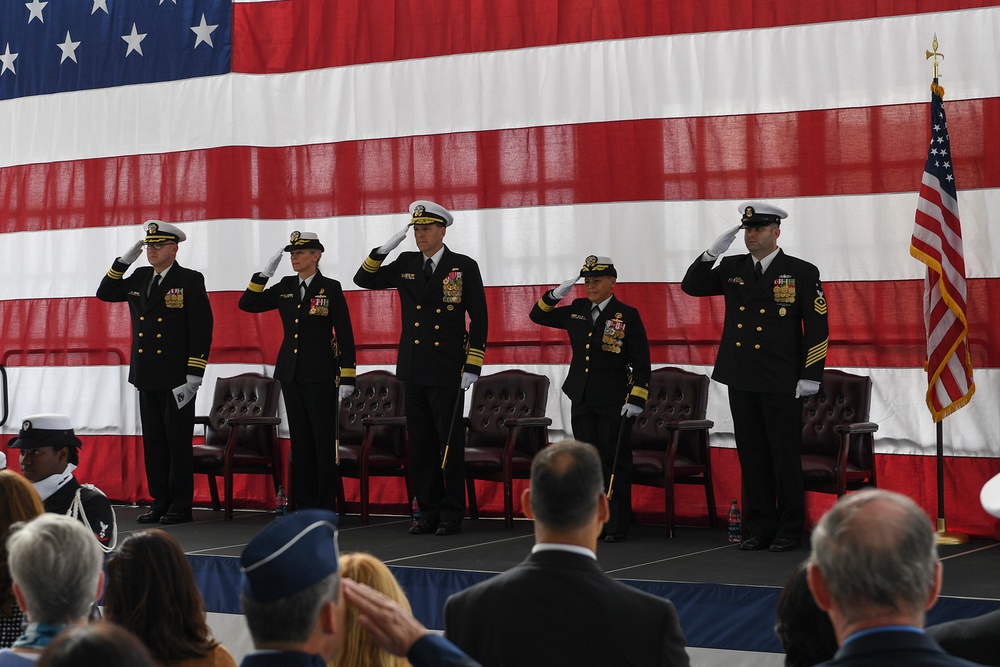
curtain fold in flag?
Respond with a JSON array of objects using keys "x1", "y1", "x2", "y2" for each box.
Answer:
[{"x1": 910, "y1": 80, "x2": 975, "y2": 421}]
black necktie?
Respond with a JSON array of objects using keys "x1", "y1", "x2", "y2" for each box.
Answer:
[
  {"x1": 424, "y1": 257, "x2": 434, "y2": 278},
  {"x1": 591, "y1": 305, "x2": 600, "y2": 324},
  {"x1": 299, "y1": 281, "x2": 307, "y2": 301},
  {"x1": 754, "y1": 261, "x2": 762, "y2": 282},
  {"x1": 148, "y1": 274, "x2": 161, "y2": 297}
]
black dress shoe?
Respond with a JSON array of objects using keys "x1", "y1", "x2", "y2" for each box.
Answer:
[
  {"x1": 136, "y1": 511, "x2": 163, "y2": 524},
  {"x1": 409, "y1": 519, "x2": 439, "y2": 535},
  {"x1": 435, "y1": 520, "x2": 462, "y2": 536},
  {"x1": 159, "y1": 511, "x2": 193, "y2": 525},
  {"x1": 604, "y1": 533, "x2": 627, "y2": 543},
  {"x1": 768, "y1": 537, "x2": 801, "y2": 552},
  {"x1": 739, "y1": 535, "x2": 770, "y2": 551}
]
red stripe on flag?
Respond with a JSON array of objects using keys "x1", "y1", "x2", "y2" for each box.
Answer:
[
  {"x1": 5, "y1": 99, "x2": 1000, "y2": 234},
  {"x1": 5, "y1": 280, "x2": 1000, "y2": 369},
  {"x1": 232, "y1": 0, "x2": 998, "y2": 73}
]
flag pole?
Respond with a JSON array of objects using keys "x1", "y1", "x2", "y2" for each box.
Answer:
[{"x1": 935, "y1": 419, "x2": 968, "y2": 545}]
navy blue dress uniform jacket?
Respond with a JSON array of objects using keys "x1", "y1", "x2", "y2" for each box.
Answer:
[
  {"x1": 681, "y1": 249, "x2": 828, "y2": 393},
  {"x1": 44, "y1": 477, "x2": 116, "y2": 549},
  {"x1": 815, "y1": 629, "x2": 984, "y2": 667},
  {"x1": 444, "y1": 549, "x2": 689, "y2": 667},
  {"x1": 238, "y1": 271, "x2": 357, "y2": 385},
  {"x1": 529, "y1": 293, "x2": 650, "y2": 408},
  {"x1": 354, "y1": 245, "x2": 488, "y2": 386},
  {"x1": 97, "y1": 261, "x2": 213, "y2": 390}
]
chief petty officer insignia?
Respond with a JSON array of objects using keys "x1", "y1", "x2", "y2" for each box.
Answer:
[
  {"x1": 443, "y1": 270, "x2": 464, "y2": 304},
  {"x1": 164, "y1": 288, "x2": 184, "y2": 308},
  {"x1": 814, "y1": 287, "x2": 828, "y2": 315}
]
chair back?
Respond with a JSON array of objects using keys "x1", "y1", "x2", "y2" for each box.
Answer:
[
  {"x1": 632, "y1": 367, "x2": 710, "y2": 463},
  {"x1": 802, "y1": 369, "x2": 873, "y2": 468},
  {"x1": 340, "y1": 370, "x2": 406, "y2": 456},
  {"x1": 466, "y1": 370, "x2": 549, "y2": 455},
  {"x1": 204, "y1": 373, "x2": 281, "y2": 455}
]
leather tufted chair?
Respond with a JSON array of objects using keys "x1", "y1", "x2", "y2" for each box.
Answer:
[
  {"x1": 631, "y1": 367, "x2": 716, "y2": 537},
  {"x1": 193, "y1": 373, "x2": 282, "y2": 520},
  {"x1": 337, "y1": 370, "x2": 409, "y2": 524},
  {"x1": 464, "y1": 370, "x2": 552, "y2": 528},
  {"x1": 801, "y1": 369, "x2": 878, "y2": 496}
]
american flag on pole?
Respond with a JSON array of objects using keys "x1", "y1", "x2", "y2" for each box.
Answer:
[{"x1": 910, "y1": 79, "x2": 975, "y2": 422}]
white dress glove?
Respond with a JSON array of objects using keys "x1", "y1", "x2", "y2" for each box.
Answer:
[
  {"x1": 551, "y1": 276, "x2": 579, "y2": 300},
  {"x1": 172, "y1": 375, "x2": 203, "y2": 409},
  {"x1": 460, "y1": 372, "x2": 478, "y2": 391},
  {"x1": 377, "y1": 224, "x2": 411, "y2": 255},
  {"x1": 339, "y1": 384, "x2": 354, "y2": 402},
  {"x1": 620, "y1": 403, "x2": 643, "y2": 418},
  {"x1": 705, "y1": 224, "x2": 743, "y2": 259},
  {"x1": 261, "y1": 247, "x2": 284, "y2": 278},
  {"x1": 795, "y1": 379, "x2": 821, "y2": 399},
  {"x1": 119, "y1": 240, "x2": 144, "y2": 265}
]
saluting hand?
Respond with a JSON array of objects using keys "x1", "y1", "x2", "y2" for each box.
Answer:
[
  {"x1": 377, "y1": 224, "x2": 411, "y2": 255},
  {"x1": 551, "y1": 276, "x2": 579, "y2": 300},
  {"x1": 706, "y1": 224, "x2": 742, "y2": 259},
  {"x1": 260, "y1": 247, "x2": 284, "y2": 278},
  {"x1": 119, "y1": 239, "x2": 144, "y2": 265}
]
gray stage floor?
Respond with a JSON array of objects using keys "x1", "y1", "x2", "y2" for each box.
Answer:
[{"x1": 114, "y1": 505, "x2": 1000, "y2": 601}]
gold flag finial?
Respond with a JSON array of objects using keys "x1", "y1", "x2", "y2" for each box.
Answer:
[{"x1": 925, "y1": 33, "x2": 944, "y2": 78}]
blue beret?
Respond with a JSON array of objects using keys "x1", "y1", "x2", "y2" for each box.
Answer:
[{"x1": 240, "y1": 509, "x2": 340, "y2": 603}]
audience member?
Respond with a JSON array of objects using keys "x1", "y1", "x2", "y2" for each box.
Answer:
[
  {"x1": 36, "y1": 622, "x2": 156, "y2": 667},
  {"x1": 8, "y1": 415, "x2": 116, "y2": 550},
  {"x1": 240, "y1": 510, "x2": 477, "y2": 667},
  {"x1": 104, "y1": 530, "x2": 236, "y2": 667},
  {"x1": 0, "y1": 514, "x2": 104, "y2": 666},
  {"x1": 807, "y1": 488, "x2": 981, "y2": 666},
  {"x1": 443, "y1": 440, "x2": 690, "y2": 666},
  {"x1": 775, "y1": 560, "x2": 837, "y2": 667},
  {"x1": 0, "y1": 473, "x2": 45, "y2": 648},
  {"x1": 332, "y1": 553, "x2": 411, "y2": 667}
]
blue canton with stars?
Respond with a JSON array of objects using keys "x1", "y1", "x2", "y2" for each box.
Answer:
[
  {"x1": 925, "y1": 84, "x2": 958, "y2": 200},
  {"x1": 0, "y1": 0, "x2": 231, "y2": 101}
]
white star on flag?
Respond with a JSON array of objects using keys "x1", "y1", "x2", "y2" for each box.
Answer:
[
  {"x1": 25, "y1": 0, "x2": 47, "y2": 24},
  {"x1": 122, "y1": 23, "x2": 146, "y2": 57},
  {"x1": 191, "y1": 14, "x2": 218, "y2": 49},
  {"x1": 0, "y1": 43, "x2": 17, "y2": 75},
  {"x1": 58, "y1": 31, "x2": 80, "y2": 64},
  {"x1": 91, "y1": 0, "x2": 108, "y2": 15}
]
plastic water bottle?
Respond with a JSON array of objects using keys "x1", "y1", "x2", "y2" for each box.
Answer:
[
  {"x1": 275, "y1": 485, "x2": 288, "y2": 517},
  {"x1": 727, "y1": 500, "x2": 742, "y2": 543},
  {"x1": 410, "y1": 497, "x2": 422, "y2": 528}
]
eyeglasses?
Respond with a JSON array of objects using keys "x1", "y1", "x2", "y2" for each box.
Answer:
[{"x1": 145, "y1": 242, "x2": 176, "y2": 250}]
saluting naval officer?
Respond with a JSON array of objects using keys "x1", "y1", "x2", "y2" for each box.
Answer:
[
  {"x1": 239, "y1": 232, "x2": 357, "y2": 512},
  {"x1": 354, "y1": 201, "x2": 488, "y2": 536},
  {"x1": 529, "y1": 256, "x2": 651, "y2": 542},
  {"x1": 681, "y1": 202, "x2": 828, "y2": 552},
  {"x1": 97, "y1": 221, "x2": 214, "y2": 525}
]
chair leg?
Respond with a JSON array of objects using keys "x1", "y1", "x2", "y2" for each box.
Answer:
[
  {"x1": 206, "y1": 475, "x2": 221, "y2": 512},
  {"x1": 503, "y1": 480, "x2": 513, "y2": 529},
  {"x1": 223, "y1": 472, "x2": 234, "y2": 521},
  {"x1": 704, "y1": 475, "x2": 717, "y2": 529},
  {"x1": 360, "y1": 472, "x2": 370, "y2": 525},
  {"x1": 664, "y1": 477, "x2": 675, "y2": 539},
  {"x1": 466, "y1": 477, "x2": 479, "y2": 520}
]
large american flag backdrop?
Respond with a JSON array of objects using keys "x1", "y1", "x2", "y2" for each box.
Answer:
[{"x1": 2, "y1": 0, "x2": 1000, "y2": 537}]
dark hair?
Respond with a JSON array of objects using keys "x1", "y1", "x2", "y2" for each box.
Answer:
[
  {"x1": 774, "y1": 561, "x2": 838, "y2": 667},
  {"x1": 104, "y1": 530, "x2": 219, "y2": 662},
  {"x1": 0, "y1": 470, "x2": 45, "y2": 617},
  {"x1": 37, "y1": 621, "x2": 156, "y2": 667},
  {"x1": 529, "y1": 440, "x2": 603, "y2": 531}
]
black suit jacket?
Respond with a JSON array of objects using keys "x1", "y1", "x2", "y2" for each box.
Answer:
[
  {"x1": 816, "y1": 629, "x2": 984, "y2": 667},
  {"x1": 529, "y1": 293, "x2": 650, "y2": 409},
  {"x1": 926, "y1": 610, "x2": 1000, "y2": 666},
  {"x1": 354, "y1": 245, "x2": 488, "y2": 386},
  {"x1": 238, "y1": 271, "x2": 356, "y2": 385},
  {"x1": 681, "y1": 249, "x2": 828, "y2": 394},
  {"x1": 97, "y1": 260, "x2": 214, "y2": 390},
  {"x1": 443, "y1": 549, "x2": 689, "y2": 667},
  {"x1": 44, "y1": 476, "x2": 116, "y2": 549}
]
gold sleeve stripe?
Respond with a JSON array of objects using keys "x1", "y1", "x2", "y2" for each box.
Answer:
[
  {"x1": 466, "y1": 348, "x2": 485, "y2": 359},
  {"x1": 536, "y1": 297, "x2": 554, "y2": 312},
  {"x1": 107, "y1": 268, "x2": 124, "y2": 279},
  {"x1": 340, "y1": 368, "x2": 356, "y2": 379},
  {"x1": 805, "y1": 339, "x2": 828, "y2": 368},
  {"x1": 246, "y1": 281, "x2": 264, "y2": 292},
  {"x1": 188, "y1": 358, "x2": 208, "y2": 369},
  {"x1": 630, "y1": 386, "x2": 650, "y2": 401},
  {"x1": 361, "y1": 256, "x2": 383, "y2": 274},
  {"x1": 465, "y1": 351, "x2": 485, "y2": 367}
]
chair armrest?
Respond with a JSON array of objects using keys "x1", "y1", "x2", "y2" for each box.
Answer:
[
  {"x1": 664, "y1": 419, "x2": 714, "y2": 431},
  {"x1": 834, "y1": 422, "x2": 879, "y2": 435},
  {"x1": 226, "y1": 416, "x2": 281, "y2": 427},
  {"x1": 502, "y1": 417, "x2": 553, "y2": 428},
  {"x1": 194, "y1": 416, "x2": 210, "y2": 426},
  {"x1": 360, "y1": 416, "x2": 407, "y2": 427}
]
